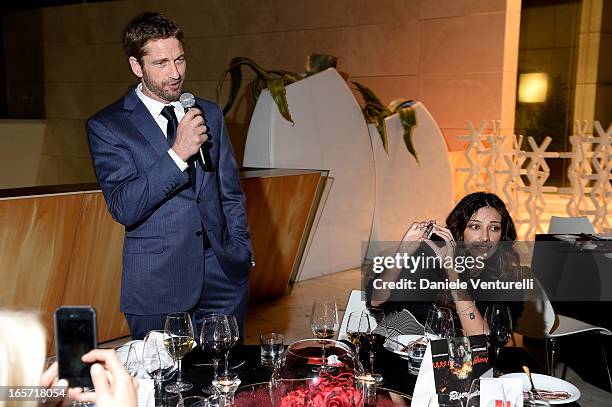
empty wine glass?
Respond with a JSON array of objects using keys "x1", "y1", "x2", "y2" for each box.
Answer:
[
  {"x1": 485, "y1": 305, "x2": 513, "y2": 377},
  {"x1": 465, "y1": 378, "x2": 506, "y2": 407},
  {"x1": 164, "y1": 312, "x2": 195, "y2": 393},
  {"x1": 142, "y1": 330, "x2": 175, "y2": 392},
  {"x1": 125, "y1": 343, "x2": 140, "y2": 377},
  {"x1": 360, "y1": 308, "x2": 385, "y2": 384},
  {"x1": 425, "y1": 307, "x2": 454, "y2": 340}
]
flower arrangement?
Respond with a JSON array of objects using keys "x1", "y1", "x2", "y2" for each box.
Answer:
[{"x1": 278, "y1": 370, "x2": 363, "y2": 407}]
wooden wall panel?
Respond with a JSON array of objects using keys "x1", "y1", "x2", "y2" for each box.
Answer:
[
  {"x1": 0, "y1": 194, "x2": 83, "y2": 344},
  {"x1": 243, "y1": 173, "x2": 323, "y2": 302},
  {"x1": 1, "y1": 170, "x2": 325, "y2": 343},
  {"x1": 63, "y1": 192, "x2": 128, "y2": 342}
]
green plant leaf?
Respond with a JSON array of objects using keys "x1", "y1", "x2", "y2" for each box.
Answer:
[
  {"x1": 306, "y1": 53, "x2": 337, "y2": 74},
  {"x1": 267, "y1": 77, "x2": 294, "y2": 125},
  {"x1": 397, "y1": 106, "x2": 418, "y2": 162}
]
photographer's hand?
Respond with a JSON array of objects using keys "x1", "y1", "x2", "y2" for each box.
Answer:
[{"x1": 72, "y1": 349, "x2": 137, "y2": 407}]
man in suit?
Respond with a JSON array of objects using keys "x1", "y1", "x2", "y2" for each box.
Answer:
[{"x1": 87, "y1": 12, "x2": 252, "y2": 340}]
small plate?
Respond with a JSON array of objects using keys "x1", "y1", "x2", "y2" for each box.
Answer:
[
  {"x1": 383, "y1": 334, "x2": 426, "y2": 360},
  {"x1": 500, "y1": 372, "x2": 581, "y2": 404}
]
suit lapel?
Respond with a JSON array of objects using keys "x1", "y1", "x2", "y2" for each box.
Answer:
[
  {"x1": 194, "y1": 101, "x2": 211, "y2": 196},
  {"x1": 127, "y1": 101, "x2": 170, "y2": 159}
]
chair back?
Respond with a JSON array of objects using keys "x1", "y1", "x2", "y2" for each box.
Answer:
[
  {"x1": 548, "y1": 216, "x2": 595, "y2": 235},
  {"x1": 515, "y1": 274, "x2": 557, "y2": 338}
]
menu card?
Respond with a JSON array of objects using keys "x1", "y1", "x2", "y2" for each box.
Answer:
[{"x1": 430, "y1": 335, "x2": 490, "y2": 404}]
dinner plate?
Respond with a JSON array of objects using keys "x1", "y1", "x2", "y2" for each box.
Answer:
[
  {"x1": 500, "y1": 373, "x2": 581, "y2": 404},
  {"x1": 383, "y1": 334, "x2": 426, "y2": 360}
]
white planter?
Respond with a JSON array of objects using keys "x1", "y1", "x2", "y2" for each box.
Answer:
[
  {"x1": 244, "y1": 68, "x2": 376, "y2": 281},
  {"x1": 366, "y1": 102, "x2": 454, "y2": 258}
]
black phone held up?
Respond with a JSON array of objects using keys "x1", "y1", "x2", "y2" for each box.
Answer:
[
  {"x1": 54, "y1": 306, "x2": 97, "y2": 388},
  {"x1": 425, "y1": 223, "x2": 446, "y2": 247}
]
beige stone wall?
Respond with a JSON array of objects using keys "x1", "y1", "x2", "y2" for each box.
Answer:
[{"x1": 1, "y1": 0, "x2": 521, "y2": 187}]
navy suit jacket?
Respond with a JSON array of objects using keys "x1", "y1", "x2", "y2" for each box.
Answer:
[{"x1": 87, "y1": 88, "x2": 252, "y2": 315}]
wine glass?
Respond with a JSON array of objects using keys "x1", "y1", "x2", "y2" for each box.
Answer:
[
  {"x1": 142, "y1": 330, "x2": 175, "y2": 392},
  {"x1": 346, "y1": 311, "x2": 368, "y2": 359},
  {"x1": 465, "y1": 378, "x2": 506, "y2": 407},
  {"x1": 164, "y1": 312, "x2": 195, "y2": 393},
  {"x1": 360, "y1": 308, "x2": 385, "y2": 384},
  {"x1": 485, "y1": 305, "x2": 513, "y2": 377},
  {"x1": 200, "y1": 314, "x2": 224, "y2": 394},
  {"x1": 219, "y1": 315, "x2": 239, "y2": 382},
  {"x1": 125, "y1": 343, "x2": 140, "y2": 377},
  {"x1": 425, "y1": 307, "x2": 454, "y2": 340},
  {"x1": 310, "y1": 300, "x2": 339, "y2": 339}
]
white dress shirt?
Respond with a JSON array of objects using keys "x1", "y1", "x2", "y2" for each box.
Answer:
[{"x1": 135, "y1": 83, "x2": 189, "y2": 172}]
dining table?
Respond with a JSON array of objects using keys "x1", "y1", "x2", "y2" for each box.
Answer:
[{"x1": 171, "y1": 339, "x2": 582, "y2": 406}]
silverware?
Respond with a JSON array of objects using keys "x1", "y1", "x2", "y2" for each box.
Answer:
[{"x1": 523, "y1": 365, "x2": 539, "y2": 399}]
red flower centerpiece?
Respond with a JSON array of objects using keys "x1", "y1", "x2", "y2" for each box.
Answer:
[{"x1": 270, "y1": 339, "x2": 364, "y2": 407}]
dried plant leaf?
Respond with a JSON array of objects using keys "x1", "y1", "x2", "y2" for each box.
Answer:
[
  {"x1": 267, "y1": 77, "x2": 294, "y2": 125},
  {"x1": 306, "y1": 53, "x2": 337, "y2": 74},
  {"x1": 397, "y1": 106, "x2": 418, "y2": 162}
]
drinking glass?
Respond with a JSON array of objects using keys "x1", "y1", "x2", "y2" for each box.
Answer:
[
  {"x1": 164, "y1": 312, "x2": 195, "y2": 392},
  {"x1": 346, "y1": 311, "x2": 368, "y2": 358},
  {"x1": 360, "y1": 308, "x2": 386, "y2": 384},
  {"x1": 219, "y1": 315, "x2": 239, "y2": 381},
  {"x1": 485, "y1": 305, "x2": 513, "y2": 377},
  {"x1": 200, "y1": 314, "x2": 223, "y2": 393},
  {"x1": 142, "y1": 330, "x2": 175, "y2": 392},
  {"x1": 465, "y1": 378, "x2": 506, "y2": 407},
  {"x1": 310, "y1": 300, "x2": 339, "y2": 339},
  {"x1": 125, "y1": 343, "x2": 140, "y2": 377},
  {"x1": 425, "y1": 307, "x2": 454, "y2": 340},
  {"x1": 310, "y1": 300, "x2": 339, "y2": 368}
]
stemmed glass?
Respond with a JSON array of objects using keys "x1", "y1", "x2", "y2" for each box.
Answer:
[
  {"x1": 310, "y1": 300, "x2": 339, "y2": 339},
  {"x1": 164, "y1": 312, "x2": 195, "y2": 393},
  {"x1": 465, "y1": 378, "x2": 506, "y2": 407},
  {"x1": 425, "y1": 307, "x2": 454, "y2": 340},
  {"x1": 219, "y1": 315, "x2": 239, "y2": 382},
  {"x1": 125, "y1": 343, "x2": 140, "y2": 377},
  {"x1": 485, "y1": 305, "x2": 513, "y2": 377},
  {"x1": 310, "y1": 300, "x2": 339, "y2": 368},
  {"x1": 346, "y1": 311, "x2": 369, "y2": 359},
  {"x1": 142, "y1": 330, "x2": 175, "y2": 393},
  {"x1": 200, "y1": 314, "x2": 223, "y2": 394},
  {"x1": 360, "y1": 308, "x2": 385, "y2": 384}
]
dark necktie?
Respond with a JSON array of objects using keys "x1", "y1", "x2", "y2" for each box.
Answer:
[
  {"x1": 161, "y1": 105, "x2": 197, "y2": 190},
  {"x1": 160, "y1": 105, "x2": 178, "y2": 148}
]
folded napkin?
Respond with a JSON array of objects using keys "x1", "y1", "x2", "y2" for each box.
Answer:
[{"x1": 115, "y1": 333, "x2": 176, "y2": 379}]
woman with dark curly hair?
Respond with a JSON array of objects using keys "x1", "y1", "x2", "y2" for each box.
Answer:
[{"x1": 370, "y1": 192, "x2": 525, "y2": 337}]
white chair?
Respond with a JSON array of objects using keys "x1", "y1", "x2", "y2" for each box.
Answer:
[
  {"x1": 548, "y1": 216, "x2": 596, "y2": 235},
  {"x1": 338, "y1": 289, "x2": 367, "y2": 340},
  {"x1": 516, "y1": 276, "x2": 612, "y2": 389}
]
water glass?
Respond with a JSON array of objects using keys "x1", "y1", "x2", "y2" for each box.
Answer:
[{"x1": 260, "y1": 332, "x2": 284, "y2": 367}]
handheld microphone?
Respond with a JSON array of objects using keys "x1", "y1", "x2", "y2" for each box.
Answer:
[{"x1": 180, "y1": 92, "x2": 213, "y2": 170}]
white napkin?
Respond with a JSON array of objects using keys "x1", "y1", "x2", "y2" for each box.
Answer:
[
  {"x1": 116, "y1": 333, "x2": 175, "y2": 379},
  {"x1": 411, "y1": 342, "x2": 435, "y2": 407},
  {"x1": 136, "y1": 378, "x2": 155, "y2": 407}
]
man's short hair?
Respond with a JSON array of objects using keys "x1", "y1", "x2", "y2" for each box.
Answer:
[{"x1": 123, "y1": 12, "x2": 184, "y2": 63}]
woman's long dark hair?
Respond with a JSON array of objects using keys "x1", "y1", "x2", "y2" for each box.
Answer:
[{"x1": 446, "y1": 192, "x2": 520, "y2": 281}]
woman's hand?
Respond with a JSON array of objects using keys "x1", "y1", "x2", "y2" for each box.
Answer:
[
  {"x1": 400, "y1": 221, "x2": 430, "y2": 242},
  {"x1": 423, "y1": 224, "x2": 456, "y2": 262},
  {"x1": 39, "y1": 362, "x2": 88, "y2": 406}
]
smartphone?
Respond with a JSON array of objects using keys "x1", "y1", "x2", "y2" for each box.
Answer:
[
  {"x1": 425, "y1": 222, "x2": 446, "y2": 247},
  {"x1": 54, "y1": 306, "x2": 97, "y2": 388}
]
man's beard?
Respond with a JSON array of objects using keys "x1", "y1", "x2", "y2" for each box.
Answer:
[{"x1": 142, "y1": 71, "x2": 184, "y2": 102}]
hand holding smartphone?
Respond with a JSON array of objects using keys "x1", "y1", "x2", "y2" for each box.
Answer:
[{"x1": 54, "y1": 306, "x2": 97, "y2": 388}]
